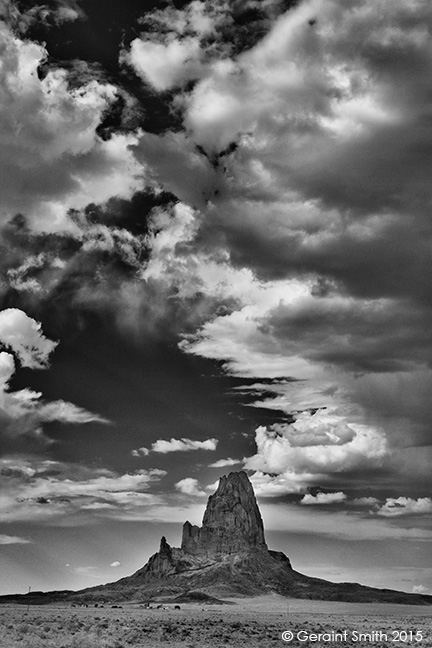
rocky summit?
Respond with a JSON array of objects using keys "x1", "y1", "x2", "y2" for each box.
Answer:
[
  {"x1": 181, "y1": 470, "x2": 267, "y2": 556},
  {"x1": 2, "y1": 471, "x2": 432, "y2": 605}
]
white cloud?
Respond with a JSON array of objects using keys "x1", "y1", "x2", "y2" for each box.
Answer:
[
  {"x1": 412, "y1": 585, "x2": 432, "y2": 595},
  {"x1": 131, "y1": 447, "x2": 149, "y2": 458},
  {"x1": 0, "y1": 534, "x2": 31, "y2": 545},
  {"x1": 145, "y1": 437, "x2": 218, "y2": 454},
  {"x1": 301, "y1": 491, "x2": 347, "y2": 505},
  {"x1": 0, "y1": 309, "x2": 109, "y2": 442},
  {"x1": 110, "y1": 561, "x2": 121, "y2": 568},
  {"x1": 244, "y1": 411, "x2": 387, "y2": 492},
  {"x1": 0, "y1": 308, "x2": 57, "y2": 369},
  {"x1": 29, "y1": 399, "x2": 110, "y2": 425},
  {"x1": 0, "y1": 458, "x2": 167, "y2": 523},
  {"x1": 376, "y1": 497, "x2": 432, "y2": 518},
  {"x1": 0, "y1": 21, "x2": 144, "y2": 233},
  {"x1": 208, "y1": 458, "x2": 241, "y2": 468},
  {"x1": 126, "y1": 37, "x2": 204, "y2": 92},
  {"x1": 123, "y1": 1, "x2": 229, "y2": 92},
  {"x1": 175, "y1": 477, "x2": 206, "y2": 497}
]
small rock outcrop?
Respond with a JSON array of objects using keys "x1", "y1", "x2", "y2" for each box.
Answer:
[{"x1": 181, "y1": 471, "x2": 267, "y2": 556}]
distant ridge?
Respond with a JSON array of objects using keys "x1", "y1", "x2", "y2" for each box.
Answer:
[{"x1": 2, "y1": 472, "x2": 432, "y2": 605}]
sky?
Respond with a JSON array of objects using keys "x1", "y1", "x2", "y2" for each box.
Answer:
[{"x1": 0, "y1": 0, "x2": 432, "y2": 597}]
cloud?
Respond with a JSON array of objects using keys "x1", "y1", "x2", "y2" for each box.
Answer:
[
  {"x1": 122, "y1": 1, "x2": 232, "y2": 92},
  {"x1": 349, "y1": 497, "x2": 379, "y2": 507},
  {"x1": 260, "y1": 502, "x2": 432, "y2": 541},
  {"x1": 244, "y1": 410, "x2": 388, "y2": 492},
  {"x1": 0, "y1": 20, "x2": 143, "y2": 233},
  {"x1": 0, "y1": 534, "x2": 31, "y2": 545},
  {"x1": 375, "y1": 497, "x2": 432, "y2": 518},
  {"x1": 0, "y1": 308, "x2": 57, "y2": 369},
  {"x1": 0, "y1": 1, "x2": 84, "y2": 34},
  {"x1": 301, "y1": 491, "x2": 347, "y2": 505},
  {"x1": 250, "y1": 471, "x2": 306, "y2": 497},
  {"x1": 412, "y1": 585, "x2": 432, "y2": 595},
  {"x1": 2, "y1": 389, "x2": 110, "y2": 442},
  {"x1": 0, "y1": 456, "x2": 213, "y2": 525},
  {"x1": 131, "y1": 447, "x2": 149, "y2": 458},
  {"x1": 114, "y1": 0, "x2": 432, "y2": 516},
  {"x1": 110, "y1": 561, "x2": 121, "y2": 568},
  {"x1": 0, "y1": 457, "x2": 167, "y2": 523},
  {"x1": 126, "y1": 37, "x2": 204, "y2": 93},
  {"x1": 175, "y1": 477, "x2": 206, "y2": 497},
  {"x1": 136, "y1": 437, "x2": 218, "y2": 455},
  {"x1": 208, "y1": 458, "x2": 241, "y2": 468},
  {"x1": 0, "y1": 309, "x2": 109, "y2": 446}
]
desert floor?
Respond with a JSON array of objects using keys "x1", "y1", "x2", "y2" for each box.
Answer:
[{"x1": 0, "y1": 595, "x2": 431, "y2": 647}]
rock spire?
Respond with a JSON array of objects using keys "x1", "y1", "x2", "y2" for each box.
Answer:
[{"x1": 181, "y1": 471, "x2": 267, "y2": 556}]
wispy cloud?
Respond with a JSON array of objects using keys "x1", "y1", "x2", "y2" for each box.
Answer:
[
  {"x1": 0, "y1": 456, "x2": 167, "y2": 523},
  {"x1": 133, "y1": 437, "x2": 218, "y2": 455},
  {"x1": 208, "y1": 458, "x2": 241, "y2": 468},
  {"x1": 0, "y1": 534, "x2": 32, "y2": 545},
  {"x1": 0, "y1": 309, "x2": 109, "y2": 446}
]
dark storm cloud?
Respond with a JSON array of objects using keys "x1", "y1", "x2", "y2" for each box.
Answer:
[
  {"x1": 262, "y1": 295, "x2": 432, "y2": 373},
  {"x1": 0, "y1": 0, "x2": 84, "y2": 34}
]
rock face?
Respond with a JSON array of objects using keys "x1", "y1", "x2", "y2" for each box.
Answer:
[{"x1": 181, "y1": 471, "x2": 267, "y2": 556}]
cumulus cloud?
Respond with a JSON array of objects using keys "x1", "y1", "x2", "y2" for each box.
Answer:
[
  {"x1": 126, "y1": 37, "x2": 204, "y2": 93},
  {"x1": 0, "y1": 20, "x2": 143, "y2": 233},
  {"x1": 131, "y1": 447, "x2": 149, "y2": 458},
  {"x1": 123, "y1": 1, "x2": 232, "y2": 92},
  {"x1": 375, "y1": 497, "x2": 432, "y2": 518},
  {"x1": 244, "y1": 410, "x2": 387, "y2": 492},
  {"x1": 0, "y1": 308, "x2": 57, "y2": 369},
  {"x1": 301, "y1": 491, "x2": 347, "y2": 505},
  {"x1": 110, "y1": 561, "x2": 121, "y2": 568},
  {"x1": 175, "y1": 477, "x2": 206, "y2": 497},
  {"x1": 135, "y1": 437, "x2": 218, "y2": 455}
]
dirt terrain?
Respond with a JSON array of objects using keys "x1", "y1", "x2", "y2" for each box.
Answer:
[{"x1": 1, "y1": 594, "x2": 431, "y2": 647}]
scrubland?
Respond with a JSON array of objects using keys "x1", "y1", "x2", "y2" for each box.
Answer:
[{"x1": 0, "y1": 595, "x2": 431, "y2": 647}]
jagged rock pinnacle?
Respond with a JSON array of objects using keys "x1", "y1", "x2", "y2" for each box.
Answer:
[{"x1": 181, "y1": 471, "x2": 267, "y2": 556}]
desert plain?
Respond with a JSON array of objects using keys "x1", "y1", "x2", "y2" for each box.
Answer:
[{"x1": 1, "y1": 594, "x2": 431, "y2": 648}]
